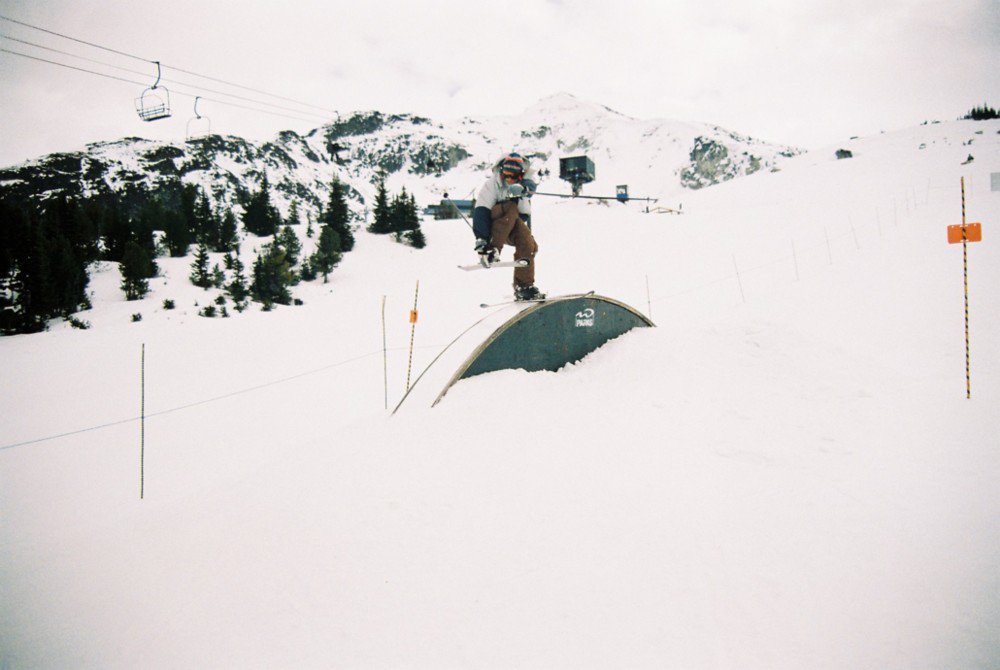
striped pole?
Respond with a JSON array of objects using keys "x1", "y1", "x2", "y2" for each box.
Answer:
[
  {"x1": 961, "y1": 177, "x2": 970, "y2": 399},
  {"x1": 405, "y1": 281, "x2": 419, "y2": 392}
]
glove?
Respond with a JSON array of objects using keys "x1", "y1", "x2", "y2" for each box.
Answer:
[
  {"x1": 505, "y1": 183, "x2": 525, "y2": 199},
  {"x1": 474, "y1": 238, "x2": 499, "y2": 265}
]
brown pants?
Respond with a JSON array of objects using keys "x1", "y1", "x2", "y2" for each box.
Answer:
[{"x1": 490, "y1": 201, "x2": 538, "y2": 288}]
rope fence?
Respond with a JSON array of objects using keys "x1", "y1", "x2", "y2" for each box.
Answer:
[
  {"x1": 0, "y1": 342, "x2": 444, "y2": 452},
  {"x1": 644, "y1": 180, "x2": 941, "y2": 311}
]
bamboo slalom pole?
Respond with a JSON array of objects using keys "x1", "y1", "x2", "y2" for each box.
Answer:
[{"x1": 405, "y1": 281, "x2": 419, "y2": 392}]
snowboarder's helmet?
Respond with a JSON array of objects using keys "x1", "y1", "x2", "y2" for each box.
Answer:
[{"x1": 500, "y1": 153, "x2": 525, "y2": 180}]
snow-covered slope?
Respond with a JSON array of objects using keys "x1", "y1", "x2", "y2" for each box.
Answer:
[{"x1": 1, "y1": 118, "x2": 998, "y2": 668}]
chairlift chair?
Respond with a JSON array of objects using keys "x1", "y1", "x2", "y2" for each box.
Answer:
[
  {"x1": 185, "y1": 96, "x2": 212, "y2": 140},
  {"x1": 135, "y1": 61, "x2": 172, "y2": 122}
]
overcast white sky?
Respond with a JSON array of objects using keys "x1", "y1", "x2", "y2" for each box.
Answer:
[{"x1": 0, "y1": 0, "x2": 997, "y2": 166}]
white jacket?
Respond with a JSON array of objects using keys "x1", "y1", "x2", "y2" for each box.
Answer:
[{"x1": 475, "y1": 155, "x2": 538, "y2": 217}]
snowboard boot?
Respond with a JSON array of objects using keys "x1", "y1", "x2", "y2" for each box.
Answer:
[{"x1": 514, "y1": 285, "x2": 545, "y2": 302}]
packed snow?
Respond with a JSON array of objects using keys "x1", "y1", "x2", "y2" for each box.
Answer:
[{"x1": 1, "y1": 119, "x2": 998, "y2": 668}]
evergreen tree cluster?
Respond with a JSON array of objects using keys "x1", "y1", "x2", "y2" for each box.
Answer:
[
  {"x1": 962, "y1": 103, "x2": 998, "y2": 121},
  {"x1": 242, "y1": 173, "x2": 283, "y2": 237},
  {"x1": 366, "y1": 177, "x2": 426, "y2": 248},
  {"x1": 0, "y1": 171, "x2": 356, "y2": 334},
  {"x1": 3, "y1": 197, "x2": 105, "y2": 333},
  {"x1": 247, "y1": 172, "x2": 353, "y2": 304}
]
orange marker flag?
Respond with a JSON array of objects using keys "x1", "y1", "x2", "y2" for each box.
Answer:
[{"x1": 947, "y1": 223, "x2": 982, "y2": 244}]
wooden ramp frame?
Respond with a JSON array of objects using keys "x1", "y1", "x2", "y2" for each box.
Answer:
[{"x1": 392, "y1": 293, "x2": 654, "y2": 413}]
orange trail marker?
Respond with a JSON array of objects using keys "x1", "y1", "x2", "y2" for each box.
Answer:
[{"x1": 947, "y1": 223, "x2": 982, "y2": 244}]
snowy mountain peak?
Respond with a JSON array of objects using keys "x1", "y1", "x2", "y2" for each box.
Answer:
[
  {"x1": 522, "y1": 93, "x2": 632, "y2": 121},
  {"x1": 0, "y1": 93, "x2": 804, "y2": 226}
]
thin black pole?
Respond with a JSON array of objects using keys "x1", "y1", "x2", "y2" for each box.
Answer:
[
  {"x1": 441, "y1": 194, "x2": 474, "y2": 231},
  {"x1": 533, "y1": 191, "x2": 658, "y2": 202},
  {"x1": 381, "y1": 296, "x2": 388, "y2": 410},
  {"x1": 140, "y1": 343, "x2": 145, "y2": 500}
]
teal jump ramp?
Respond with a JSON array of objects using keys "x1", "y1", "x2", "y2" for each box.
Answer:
[{"x1": 392, "y1": 293, "x2": 654, "y2": 413}]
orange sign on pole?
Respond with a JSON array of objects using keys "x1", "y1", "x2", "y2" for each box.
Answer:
[{"x1": 947, "y1": 223, "x2": 982, "y2": 244}]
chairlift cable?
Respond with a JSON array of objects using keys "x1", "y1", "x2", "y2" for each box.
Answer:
[
  {"x1": 0, "y1": 13, "x2": 338, "y2": 114},
  {"x1": 158, "y1": 63, "x2": 336, "y2": 114},
  {"x1": 0, "y1": 34, "x2": 332, "y2": 121},
  {"x1": 0, "y1": 46, "x2": 147, "y2": 87},
  {"x1": 0, "y1": 13, "x2": 146, "y2": 61},
  {"x1": 0, "y1": 47, "x2": 325, "y2": 124}
]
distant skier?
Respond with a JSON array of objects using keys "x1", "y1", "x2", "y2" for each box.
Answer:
[{"x1": 472, "y1": 152, "x2": 545, "y2": 301}]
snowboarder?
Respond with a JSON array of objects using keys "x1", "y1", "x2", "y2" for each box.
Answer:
[{"x1": 472, "y1": 152, "x2": 545, "y2": 301}]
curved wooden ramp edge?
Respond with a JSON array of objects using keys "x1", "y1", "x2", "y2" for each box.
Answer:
[{"x1": 392, "y1": 293, "x2": 653, "y2": 414}]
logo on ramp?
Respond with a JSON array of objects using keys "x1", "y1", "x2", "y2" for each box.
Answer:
[{"x1": 575, "y1": 307, "x2": 595, "y2": 328}]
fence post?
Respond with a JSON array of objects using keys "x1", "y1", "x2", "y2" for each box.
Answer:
[
  {"x1": 645, "y1": 274, "x2": 652, "y2": 319},
  {"x1": 381, "y1": 296, "x2": 388, "y2": 410},
  {"x1": 140, "y1": 343, "x2": 145, "y2": 500}
]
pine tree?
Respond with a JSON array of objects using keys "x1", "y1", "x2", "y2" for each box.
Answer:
[
  {"x1": 189, "y1": 243, "x2": 212, "y2": 288},
  {"x1": 305, "y1": 212, "x2": 315, "y2": 238},
  {"x1": 180, "y1": 184, "x2": 200, "y2": 243},
  {"x1": 387, "y1": 189, "x2": 425, "y2": 248},
  {"x1": 36, "y1": 217, "x2": 89, "y2": 319},
  {"x1": 242, "y1": 173, "x2": 281, "y2": 237},
  {"x1": 299, "y1": 257, "x2": 316, "y2": 281},
  {"x1": 250, "y1": 242, "x2": 293, "y2": 306},
  {"x1": 311, "y1": 225, "x2": 342, "y2": 282},
  {"x1": 368, "y1": 176, "x2": 392, "y2": 234},
  {"x1": 193, "y1": 190, "x2": 217, "y2": 246},
  {"x1": 120, "y1": 240, "x2": 153, "y2": 300},
  {"x1": 134, "y1": 202, "x2": 159, "y2": 262},
  {"x1": 217, "y1": 209, "x2": 239, "y2": 253},
  {"x1": 277, "y1": 225, "x2": 302, "y2": 267},
  {"x1": 287, "y1": 200, "x2": 301, "y2": 227},
  {"x1": 101, "y1": 199, "x2": 132, "y2": 262},
  {"x1": 0, "y1": 204, "x2": 39, "y2": 332},
  {"x1": 405, "y1": 226, "x2": 427, "y2": 249},
  {"x1": 225, "y1": 254, "x2": 250, "y2": 310},
  {"x1": 388, "y1": 191, "x2": 404, "y2": 234},
  {"x1": 160, "y1": 198, "x2": 191, "y2": 257},
  {"x1": 211, "y1": 263, "x2": 225, "y2": 289},
  {"x1": 406, "y1": 192, "x2": 420, "y2": 231},
  {"x1": 321, "y1": 174, "x2": 355, "y2": 251},
  {"x1": 51, "y1": 197, "x2": 99, "y2": 263}
]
